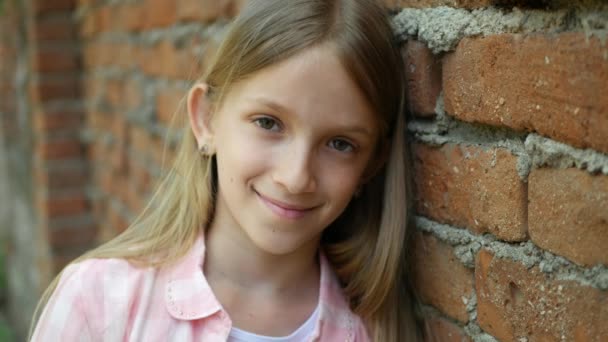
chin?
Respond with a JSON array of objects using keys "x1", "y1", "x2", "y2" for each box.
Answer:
[{"x1": 248, "y1": 230, "x2": 320, "y2": 256}]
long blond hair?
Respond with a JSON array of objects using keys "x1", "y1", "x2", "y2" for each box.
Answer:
[{"x1": 31, "y1": 0, "x2": 421, "y2": 340}]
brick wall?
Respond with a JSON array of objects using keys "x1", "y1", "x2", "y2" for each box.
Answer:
[
  {"x1": 392, "y1": 1, "x2": 608, "y2": 341},
  {"x1": 77, "y1": 0, "x2": 244, "y2": 246},
  {"x1": 0, "y1": 0, "x2": 606, "y2": 340}
]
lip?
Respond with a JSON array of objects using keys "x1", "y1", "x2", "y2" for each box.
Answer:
[{"x1": 255, "y1": 190, "x2": 316, "y2": 220}]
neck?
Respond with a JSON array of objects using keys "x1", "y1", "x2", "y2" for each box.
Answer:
[{"x1": 203, "y1": 219, "x2": 321, "y2": 294}]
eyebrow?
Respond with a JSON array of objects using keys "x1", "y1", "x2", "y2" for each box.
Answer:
[
  {"x1": 248, "y1": 96, "x2": 375, "y2": 138},
  {"x1": 250, "y1": 97, "x2": 291, "y2": 115}
]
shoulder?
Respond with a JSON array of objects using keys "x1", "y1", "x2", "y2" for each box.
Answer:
[
  {"x1": 55, "y1": 257, "x2": 160, "y2": 312},
  {"x1": 32, "y1": 258, "x2": 158, "y2": 340},
  {"x1": 60, "y1": 257, "x2": 156, "y2": 288}
]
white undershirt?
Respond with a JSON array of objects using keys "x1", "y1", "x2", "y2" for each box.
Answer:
[{"x1": 227, "y1": 305, "x2": 320, "y2": 342}]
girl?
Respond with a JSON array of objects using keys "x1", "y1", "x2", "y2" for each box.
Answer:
[{"x1": 30, "y1": 0, "x2": 421, "y2": 340}]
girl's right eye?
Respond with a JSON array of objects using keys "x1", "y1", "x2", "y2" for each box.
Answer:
[{"x1": 253, "y1": 116, "x2": 281, "y2": 132}]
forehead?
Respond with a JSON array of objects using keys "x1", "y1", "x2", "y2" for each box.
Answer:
[{"x1": 220, "y1": 46, "x2": 378, "y2": 133}]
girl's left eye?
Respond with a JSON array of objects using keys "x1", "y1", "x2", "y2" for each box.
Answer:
[
  {"x1": 253, "y1": 117, "x2": 281, "y2": 132},
  {"x1": 328, "y1": 139, "x2": 355, "y2": 153}
]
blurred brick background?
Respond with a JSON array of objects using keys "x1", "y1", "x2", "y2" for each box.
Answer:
[{"x1": 0, "y1": 0, "x2": 607, "y2": 340}]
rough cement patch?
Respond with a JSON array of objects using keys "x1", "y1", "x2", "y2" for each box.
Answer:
[
  {"x1": 465, "y1": 292, "x2": 478, "y2": 323},
  {"x1": 414, "y1": 216, "x2": 608, "y2": 290},
  {"x1": 408, "y1": 117, "x2": 532, "y2": 179},
  {"x1": 392, "y1": 6, "x2": 608, "y2": 53},
  {"x1": 487, "y1": 240, "x2": 541, "y2": 269},
  {"x1": 408, "y1": 118, "x2": 607, "y2": 179},
  {"x1": 464, "y1": 322, "x2": 499, "y2": 342},
  {"x1": 525, "y1": 134, "x2": 608, "y2": 174}
]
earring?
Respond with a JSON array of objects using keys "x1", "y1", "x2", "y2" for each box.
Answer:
[{"x1": 199, "y1": 144, "x2": 209, "y2": 156}]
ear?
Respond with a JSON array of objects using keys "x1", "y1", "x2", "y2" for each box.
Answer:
[{"x1": 187, "y1": 83, "x2": 215, "y2": 152}]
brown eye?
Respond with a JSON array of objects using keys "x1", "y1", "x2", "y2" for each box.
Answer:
[{"x1": 254, "y1": 117, "x2": 280, "y2": 131}]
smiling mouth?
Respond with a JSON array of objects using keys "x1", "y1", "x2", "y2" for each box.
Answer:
[{"x1": 254, "y1": 190, "x2": 317, "y2": 220}]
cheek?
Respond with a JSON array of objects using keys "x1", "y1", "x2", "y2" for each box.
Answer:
[
  {"x1": 216, "y1": 131, "x2": 269, "y2": 181},
  {"x1": 321, "y1": 165, "x2": 363, "y2": 199}
]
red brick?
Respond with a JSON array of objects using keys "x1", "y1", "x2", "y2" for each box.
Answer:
[
  {"x1": 52, "y1": 254, "x2": 80, "y2": 274},
  {"x1": 98, "y1": 166, "x2": 114, "y2": 196},
  {"x1": 383, "y1": 0, "x2": 491, "y2": 8},
  {"x1": 80, "y1": 12, "x2": 98, "y2": 38},
  {"x1": 84, "y1": 77, "x2": 103, "y2": 100},
  {"x1": 402, "y1": 40, "x2": 442, "y2": 117},
  {"x1": 143, "y1": 40, "x2": 203, "y2": 79},
  {"x1": 444, "y1": 33, "x2": 608, "y2": 154},
  {"x1": 84, "y1": 41, "x2": 122, "y2": 67},
  {"x1": 106, "y1": 197, "x2": 130, "y2": 234},
  {"x1": 412, "y1": 232, "x2": 474, "y2": 323},
  {"x1": 34, "y1": 165, "x2": 87, "y2": 190},
  {"x1": 413, "y1": 143, "x2": 527, "y2": 241},
  {"x1": 30, "y1": 48, "x2": 79, "y2": 72},
  {"x1": 32, "y1": 0, "x2": 75, "y2": 14},
  {"x1": 87, "y1": 141, "x2": 101, "y2": 164},
  {"x1": 424, "y1": 315, "x2": 471, "y2": 342},
  {"x1": 87, "y1": 110, "x2": 113, "y2": 133},
  {"x1": 36, "y1": 139, "x2": 83, "y2": 160},
  {"x1": 177, "y1": 0, "x2": 232, "y2": 22},
  {"x1": 110, "y1": 115, "x2": 128, "y2": 143},
  {"x1": 529, "y1": 168, "x2": 608, "y2": 266},
  {"x1": 91, "y1": 197, "x2": 107, "y2": 223},
  {"x1": 156, "y1": 87, "x2": 185, "y2": 125},
  {"x1": 144, "y1": 0, "x2": 177, "y2": 28},
  {"x1": 77, "y1": 0, "x2": 95, "y2": 6},
  {"x1": 109, "y1": 141, "x2": 127, "y2": 175},
  {"x1": 29, "y1": 77, "x2": 80, "y2": 102},
  {"x1": 33, "y1": 110, "x2": 83, "y2": 131},
  {"x1": 111, "y1": 175, "x2": 131, "y2": 210},
  {"x1": 116, "y1": 4, "x2": 146, "y2": 32},
  {"x1": 130, "y1": 125, "x2": 153, "y2": 156},
  {"x1": 96, "y1": 5, "x2": 114, "y2": 33},
  {"x1": 83, "y1": 42, "x2": 99, "y2": 67},
  {"x1": 476, "y1": 249, "x2": 608, "y2": 342},
  {"x1": 114, "y1": 43, "x2": 136, "y2": 70},
  {"x1": 31, "y1": 17, "x2": 76, "y2": 41},
  {"x1": 38, "y1": 193, "x2": 88, "y2": 217},
  {"x1": 101, "y1": 43, "x2": 130, "y2": 67},
  {"x1": 49, "y1": 224, "x2": 97, "y2": 249},
  {"x1": 124, "y1": 79, "x2": 142, "y2": 110},
  {"x1": 105, "y1": 79, "x2": 125, "y2": 108},
  {"x1": 138, "y1": 44, "x2": 164, "y2": 76}
]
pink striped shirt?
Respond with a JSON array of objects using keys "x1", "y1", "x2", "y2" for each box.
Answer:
[{"x1": 31, "y1": 234, "x2": 370, "y2": 341}]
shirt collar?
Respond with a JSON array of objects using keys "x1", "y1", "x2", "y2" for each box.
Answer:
[
  {"x1": 162, "y1": 233, "x2": 354, "y2": 325},
  {"x1": 163, "y1": 234, "x2": 222, "y2": 320}
]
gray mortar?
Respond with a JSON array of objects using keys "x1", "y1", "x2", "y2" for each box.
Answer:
[
  {"x1": 408, "y1": 114, "x2": 532, "y2": 179},
  {"x1": 464, "y1": 322, "x2": 499, "y2": 342},
  {"x1": 91, "y1": 21, "x2": 228, "y2": 47},
  {"x1": 525, "y1": 134, "x2": 608, "y2": 175},
  {"x1": 464, "y1": 291, "x2": 478, "y2": 322},
  {"x1": 392, "y1": 6, "x2": 608, "y2": 53},
  {"x1": 415, "y1": 216, "x2": 608, "y2": 290},
  {"x1": 408, "y1": 98, "x2": 608, "y2": 179}
]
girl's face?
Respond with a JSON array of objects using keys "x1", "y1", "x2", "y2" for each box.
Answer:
[{"x1": 190, "y1": 46, "x2": 379, "y2": 256}]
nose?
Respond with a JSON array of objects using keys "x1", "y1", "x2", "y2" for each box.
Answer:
[{"x1": 272, "y1": 142, "x2": 317, "y2": 194}]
